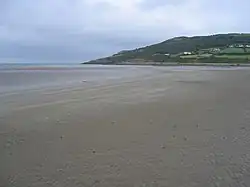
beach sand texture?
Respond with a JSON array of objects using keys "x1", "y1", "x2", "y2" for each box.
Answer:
[{"x1": 1, "y1": 66, "x2": 250, "y2": 187}]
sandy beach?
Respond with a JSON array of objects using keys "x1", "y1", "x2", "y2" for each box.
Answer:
[{"x1": 1, "y1": 66, "x2": 250, "y2": 187}]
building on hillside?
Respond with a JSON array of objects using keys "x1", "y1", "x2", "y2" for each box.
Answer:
[
  {"x1": 183, "y1": 52, "x2": 192, "y2": 55},
  {"x1": 153, "y1": 53, "x2": 170, "y2": 56},
  {"x1": 210, "y1": 48, "x2": 220, "y2": 52},
  {"x1": 228, "y1": 44, "x2": 250, "y2": 48}
]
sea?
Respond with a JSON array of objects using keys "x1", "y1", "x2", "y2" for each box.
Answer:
[
  {"x1": 1, "y1": 62, "x2": 244, "y2": 95},
  {"x1": 0, "y1": 63, "x2": 153, "y2": 94}
]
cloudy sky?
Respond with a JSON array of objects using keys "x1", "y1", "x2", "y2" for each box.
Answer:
[{"x1": 0, "y1": 0, "x2": 249, "y2": 63}]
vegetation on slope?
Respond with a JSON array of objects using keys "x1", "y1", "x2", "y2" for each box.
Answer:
[{"x1": 85, "y1": 33, "x2": 250, "y2": 64}]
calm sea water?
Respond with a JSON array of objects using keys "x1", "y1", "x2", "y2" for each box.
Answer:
[
  {"x1": 0, "y1": 63, "x2": 84, "y2": 70},
  {"x1": 1, "y1": 63, "x2": 242, "y2": 94},
  {"x1": 0, "y1": 63, "x2": 154, "y2": 93}
]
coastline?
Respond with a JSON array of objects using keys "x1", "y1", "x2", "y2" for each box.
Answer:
[{"x1": 83, "y1": 62, "x2": 250, "y2": 67}]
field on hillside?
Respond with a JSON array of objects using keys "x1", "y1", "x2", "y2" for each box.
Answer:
[
  {"x1": 220, "y1": 47, "x2": 250, "y2": 54},
  {"x1": 180, "y1": 54, "x2": 212, "y2": 59},
  {"x1": 215, "y1": 55, "x2": 250, "y2": 59},
  {"x1": 179, "y1": 47, "x2": 250, "y2": 62}
]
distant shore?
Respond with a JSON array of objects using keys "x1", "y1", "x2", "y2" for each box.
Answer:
[{"x1": 83, "y1": 62, "x2": 250, "y2": 67}]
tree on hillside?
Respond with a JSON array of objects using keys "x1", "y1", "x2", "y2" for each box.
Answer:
[{"x1": 243, "y1": 44, "x2": 247, "y2": 53}]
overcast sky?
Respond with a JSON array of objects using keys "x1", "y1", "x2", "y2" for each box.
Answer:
[{"x1": 0, "y1": 0, "x2": 249, "y2": 63}]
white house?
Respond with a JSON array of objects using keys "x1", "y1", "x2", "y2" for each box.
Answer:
[
  {"x1": 211, "y1": 48, "x2": 220, "y2": 52},
  {"x1": 183, "y1": 52, "x2": 192, "y2": 55}
]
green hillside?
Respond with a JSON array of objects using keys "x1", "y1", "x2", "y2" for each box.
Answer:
[{"x1": 85, "y1": 33, "x2": 250, "y2": 64}]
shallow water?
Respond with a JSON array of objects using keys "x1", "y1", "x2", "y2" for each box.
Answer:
[
  {"x1": 0, "y1": 64, "x2": 155, "y2": 93},
  {"x1": 0, "y1": 63, "x2": 246, "y2": 94}
]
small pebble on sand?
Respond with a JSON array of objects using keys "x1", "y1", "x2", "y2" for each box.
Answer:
[{"x1": 221, "y1": 136, "x2": 227, "y2": 140}]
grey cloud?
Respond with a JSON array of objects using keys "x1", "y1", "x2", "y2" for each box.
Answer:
[
  {"x1": 0, "y1": 26, "x2": 156, "y2": 62},
  {"x1": 0, "y1": 0, "x2": 250, "y2": 63}
]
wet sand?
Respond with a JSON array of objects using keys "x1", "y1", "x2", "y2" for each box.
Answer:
[{"x1": 1, "y1": 67, "x2": 250, "y2": 186}]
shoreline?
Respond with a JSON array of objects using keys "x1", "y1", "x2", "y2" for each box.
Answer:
[{"x1": 83, "y1": 62, "x2": 250, "y2": 67}]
